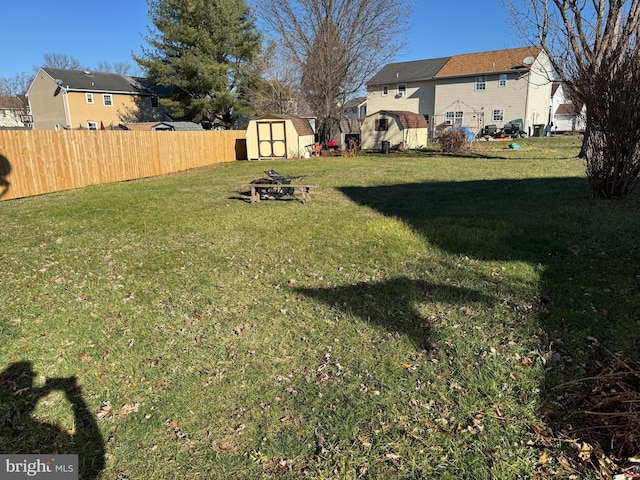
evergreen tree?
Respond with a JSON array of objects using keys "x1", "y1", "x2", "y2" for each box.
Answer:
[{"x1": 135, "y1": 0, "x2": 260, "y2": 128}]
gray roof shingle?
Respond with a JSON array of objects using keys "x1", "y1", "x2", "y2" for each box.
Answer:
[
  {"x1": 42, "y1": 68, "x2": 165, "y2": 95},
  {"x1": 367, "y1": 57, "x2": 451, "y2": 86}
]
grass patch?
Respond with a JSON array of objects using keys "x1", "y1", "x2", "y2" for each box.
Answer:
[{"x1": 1, "y1": 136, "x2": 639, "y2": 479}]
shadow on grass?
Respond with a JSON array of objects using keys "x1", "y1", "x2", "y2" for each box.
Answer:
[
  {"x1": 0, "y1": 362, "x2": 105, "y2": 479},
  {"x1": 299, "y1": 176, "x2": 640, "y2": 462},
  {"x1": 296, "y1": 277, "x2": 496, "y2": 349}
]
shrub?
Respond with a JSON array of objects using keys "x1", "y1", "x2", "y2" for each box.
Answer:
[{"x1": 438, "y1": 129, "x2": 467, "y2": 153}]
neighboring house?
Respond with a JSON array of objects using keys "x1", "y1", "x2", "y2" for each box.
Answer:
[
  {"x1": 367, "y1": 56, "x2": 450, "y2": 128},
  {"x1": 433, "y1": 46, "x2": 553, "y2": 136},
  {"x1": 245, "y1": 114, "x2": 315, "y2": 160},
  {"x1": 366, "y1": 46, "x2": 554, "y2": 139},
  {"x1": 0, "y1": 96, "x2": 30, "y2": 128},
  {"x1": 360, "y1": 110, "x2": 428, "y2": 151},
  {"x1": 343, "y1": 96, "x2": 367, "y2": 120},
  {"x1": 550, "y1": 82, "x2": 585, "y2": 133},
  {"x1": 26, "y1": 68, "x2": 168, "y2": 130},
  {"x1": 124, "y1": 121, "x2": 204, "y2": 131}
]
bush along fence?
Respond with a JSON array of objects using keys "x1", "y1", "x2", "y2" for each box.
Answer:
[{"x1": 0, "y1": 130, "x2": 246, "y2": 201}]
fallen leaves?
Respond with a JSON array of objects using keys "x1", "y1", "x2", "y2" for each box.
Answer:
[{"x1": 96, "y1": 401, "x2": 141, "y2": 419}]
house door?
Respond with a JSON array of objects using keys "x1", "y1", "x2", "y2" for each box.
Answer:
[{"x1": 257, "y1": 121, "x2": 287, "y2": 159}]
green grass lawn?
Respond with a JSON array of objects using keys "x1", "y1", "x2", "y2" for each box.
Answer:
[{"x1": 1, "y1": 136, "x2": 639, "y2": 479}]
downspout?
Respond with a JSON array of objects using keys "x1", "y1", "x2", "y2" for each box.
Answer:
[
  {"x1": 523, "y1": 71, "x2": 531, "y2": 137},
  {"x1": 63, "y1": 87, "x2": 72, "y2": 128}
]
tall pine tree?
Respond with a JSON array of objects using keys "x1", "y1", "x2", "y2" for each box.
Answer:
[{"x1": 135, "y1": 0, "x2": 260, "y2": 128}]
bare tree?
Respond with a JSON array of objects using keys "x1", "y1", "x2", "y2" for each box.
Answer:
[
  {"x1": 244, "y1": 40, "x2": 309, "y2": 116},
  {"x1": 509, "y1": 0, "x2": 640, "y2": 199},
  {"x1": 254, "y1": 0, "x2": 414, "y2": 142},
  {"x1": 0, "y1": 72, "x2": 32, "y2": 119},
  {"x1": 95, "y1": 61, "x2": 137, "y2": 76},
  {"x1": 42, "y1": 53, "x2": 85, "y2": 70}
]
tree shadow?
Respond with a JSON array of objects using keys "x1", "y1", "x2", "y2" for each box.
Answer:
[
  {"x1": 295, "y1": 176, "x2": 640, "y2": 463},
  {"x1": 296, "y1": 277, "x2": 496, "y2": 349},
  {"x1": 0, "y1": 154, "x2": 11, "y2": 198},
  {"x1": 0, "y1": 362, "x2": 105, "y2": 479}
]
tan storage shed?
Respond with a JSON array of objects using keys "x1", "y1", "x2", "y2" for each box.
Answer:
[
  {"x1": 361, "y1": 110, "x2": 428, "y2": 151},
  {"x1": 245, "y1": 114, "x2": 315, "y2": 160}
]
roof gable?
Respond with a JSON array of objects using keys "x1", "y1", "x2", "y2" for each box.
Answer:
[
  {"x1": 255, "y1": 114, "x2": 314, "y2": 136},
  {"x1": 0, "y1": 96, "x2": 23, "y2": 109},
  {"x1": 435, "y1": 46, "x2": 543, "y2": 77},
  {"x1": 371, "y1": 110, "x2": 428, "y2": 129},
  {"x1": 368, "y1": 57, "x2": 451, "y2": 85}
]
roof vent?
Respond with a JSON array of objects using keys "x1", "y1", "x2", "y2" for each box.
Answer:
[{"x1": 83, "y1": 70, "x2": 92, "y2": 75}]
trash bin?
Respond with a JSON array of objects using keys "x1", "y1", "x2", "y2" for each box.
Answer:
[
  {"x1": 381, "y1": 140, "x2": 390, "y2": 154},
  {"x1": 533, "y1": 124, "x2": 544, "y2": 137}
]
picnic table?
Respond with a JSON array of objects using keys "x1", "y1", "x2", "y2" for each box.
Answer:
[{"x1": 245, "y1": 170, "x2": 318, "y2": 204}]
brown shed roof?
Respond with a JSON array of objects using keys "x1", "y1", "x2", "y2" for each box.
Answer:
[
  {"x1": 376, "y1": 111, "x2": 428, "y2": 129},
  {"x1": 256, "y1": 114, "x2": 314, "y2": 136},
  {"x1": 435, "y1": 46, "x2": 543, "y2": 78}
]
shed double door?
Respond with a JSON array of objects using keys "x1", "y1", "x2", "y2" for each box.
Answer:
[{"x1": 257, "y1": 121, "x2": 287, "y2": 159}]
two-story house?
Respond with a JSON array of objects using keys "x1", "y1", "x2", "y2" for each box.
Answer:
[
  {"x1": 366, "y1": 46, "x2": 554, "y2": 138},
  {"x1": 0, "y1": 95, "x2": 30, "y2": 129},
  {"x1": 550, "y1": 82, "x2": 585, "y2": 133},
  {"x1": 26, "y1": 68, "x2": 168, "y2": 130}
]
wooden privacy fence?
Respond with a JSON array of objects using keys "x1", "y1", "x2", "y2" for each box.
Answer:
[{"x1": 0, "y1": 129, "x2": 246, "y2": 201}]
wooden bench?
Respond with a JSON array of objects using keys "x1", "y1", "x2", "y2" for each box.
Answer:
[{"x1": 246, "y1": 183, "x2": 319, "y2": 204}]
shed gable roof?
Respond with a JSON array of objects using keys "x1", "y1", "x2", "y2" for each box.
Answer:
[
  {"x1": 255, "y1": 114, "x2": 314, "y2": 136},
  {"x1": 372, "y1": 110, "x2": 428, "y2": 129},
  {"x1": 435, "y1": 46, "x2": 543, "y2": 78},
  {"x1": 368, "y1": 57, "x2": 451, "y2": 86}
]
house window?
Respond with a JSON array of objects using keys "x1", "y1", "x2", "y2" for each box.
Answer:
[
  {"x1": 375, "y1": 118, "x2": 389, "y2": 131},
  {"x1": 87, "y1": 121, "x2": 98, "y2": 130},
  {"x1": 86, "y1": 93, "x2": 94, "y2": 104},
  {"x1": 103, "y1": 94, "x2": 113, "y2": 106},
  {"x1": 445, "y1": 111, "x2": 463, "y2": 126},
  {"x1": 382, "y1": 86, "x2": 388, "y2": 96},
  {"x1": 499, "y1": 74, "x2": 507, "y2": 87},
  {"x1": 475, "y1": 76, "x2": 487, "y2": 91},
  {"x1": 397, "y1": 84, "x2": 406, "y2": 97},
  {"x1": 151, "y1": 96, "x2": 159, "y2": 108},
  {"x1": 492, "y1": 109, "x2": 504, "y2": 122}
]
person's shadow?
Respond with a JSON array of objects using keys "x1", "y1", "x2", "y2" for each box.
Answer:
[
  {"x1": 0, "y1": 154, "x2": 10, "y2": 198},
  {"x1": 0, "y1": 362, "x2": 105, "y2": 479}
]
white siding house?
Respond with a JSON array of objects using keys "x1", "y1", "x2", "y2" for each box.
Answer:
[
  {"x1": 365, "y1": 46, "x2": 555, "y2": 143},
  {"x1": 433, "y1": 47, "x2": 553, "y2": 136}
]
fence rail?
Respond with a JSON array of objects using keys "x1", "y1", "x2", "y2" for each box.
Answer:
[{"x1": 0, "y1": 129, "x2": 246, "y2": 201}]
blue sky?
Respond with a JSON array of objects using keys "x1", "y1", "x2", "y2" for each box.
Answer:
[{"x1": 0, "y1": 1, "x2": 523, "y2": 80}]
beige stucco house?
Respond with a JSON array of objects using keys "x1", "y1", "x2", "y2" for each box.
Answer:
[
  {"x1": 27, "y1": 68, "x2": 167, "y2": 130},
  {"x1": 366, "y1": 46, "x2": 554, "y2": 139},
  {"x1": 360, "y1": 110, "x2": 428, "y2": 151}
]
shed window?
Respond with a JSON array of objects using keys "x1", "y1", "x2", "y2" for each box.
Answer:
[
  {"x1": 151, "y1": 96, "x2": 159, "y2": 108},
  {"x1": 375, "y1": 118, "x2": 389, "y2": 131},
  {"x1": 475, "y1": 76, "x2": 487, "y2": 91}
]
